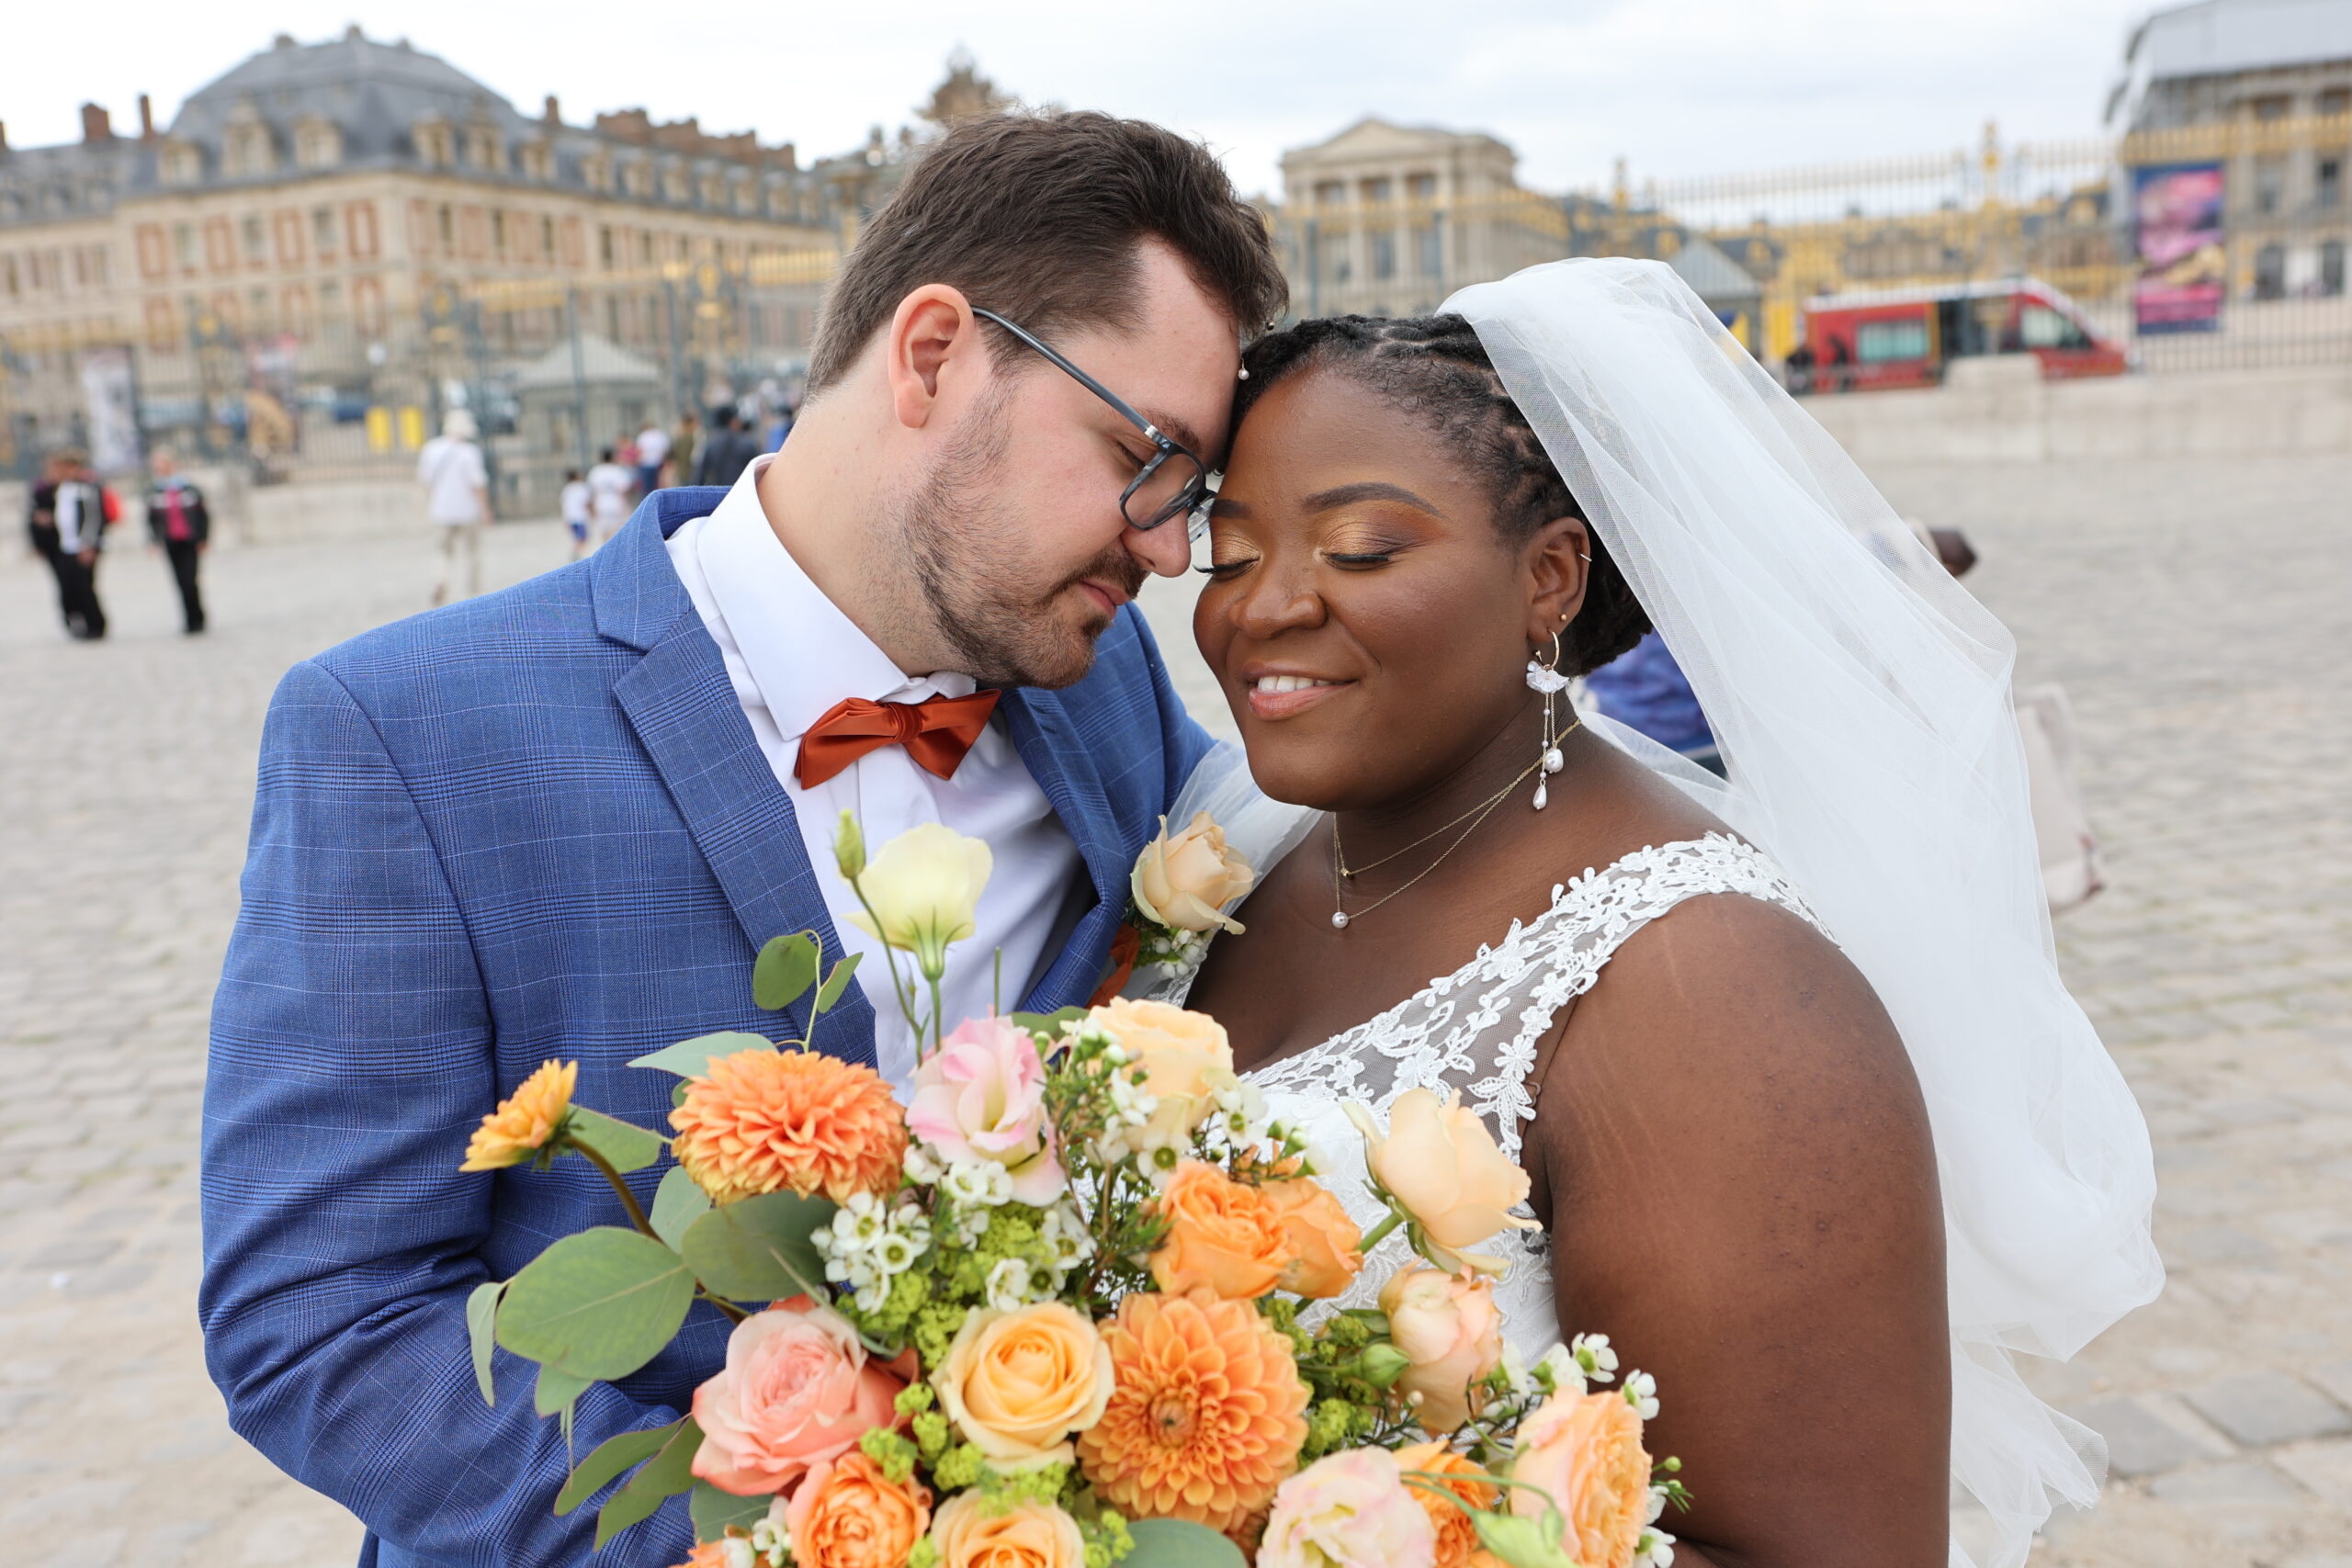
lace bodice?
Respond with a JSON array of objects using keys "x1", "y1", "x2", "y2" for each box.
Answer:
[{"x1": 1154, "y1": 832, "x2": 1825, "y2": 1360}]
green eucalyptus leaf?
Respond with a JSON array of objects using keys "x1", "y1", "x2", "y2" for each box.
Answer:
[
  {"x1": 812, "y1": 953, "x2": 863, "y2": 1014},
  {"x1": 753, "y1": 932, "x2": 822, "y2": 1010},
  {"x1": 594, "y1": 1417, "x2": 704, "y2": 1548},
  {"x1": 1125, "y1": 1517, "x2": 1249, "y2": 1568},
  {"x1": 650, "y1": 1165, "x2": 713, "y2": 1249},
  {"x1": 556, "y1": 1418, "x2": 686, "y2": 1516},
  {"x1": 467, "y1": 1279, "x2": 506, "y2": 1406},
  {"x1": 1472, "y1": 1507, "x2": 1580, "y2": 1568},
  {"x1": 564, "y1": 1107, "x2": 665, "y2": 1174},
  {"x1": 536, "y1": 1362, "x2": 593, "y2": 1418},
  {"x1": 678, "y1": 1190, "x2": 835, "y2": 1303},
  {"x1": 629, "y1": 1032, "x2": 774, "y2": 1080},
  {"x1": 496, "y1": 1226, "x2": 696, "y2": 1382},
  {"x1": 691, "y1": 1481, "x2": 773, "y2": 1542}
]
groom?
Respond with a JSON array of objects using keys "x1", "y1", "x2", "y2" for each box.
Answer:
[{"x1": 199, "y1": 111, "x2": 1285, "y2": 1566}]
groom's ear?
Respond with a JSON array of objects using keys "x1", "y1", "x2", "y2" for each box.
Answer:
[
  {"x1": 885, "y1": 285, "x2": 982, "y2": 431},
  {"x1": 1523, "y1": 515, "x2": 1591, "y2": 646}
]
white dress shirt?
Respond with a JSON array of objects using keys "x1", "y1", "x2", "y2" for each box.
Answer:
[{"x1": 665, "y1": 456, "x2": 1085, "y2": 1089}]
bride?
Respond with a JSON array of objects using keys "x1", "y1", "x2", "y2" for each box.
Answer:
[{"x1": 1148, "y1": 261, "x2": 2160, "y2": 1568}]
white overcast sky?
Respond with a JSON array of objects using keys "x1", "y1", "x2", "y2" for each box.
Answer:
[{"x1": 13, "y1": 0, "x2": 2150, "y2": 197}]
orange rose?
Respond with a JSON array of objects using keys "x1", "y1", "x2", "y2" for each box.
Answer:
[
  {"x1": 1149, "y1": 1160, "x2": 1293, "y2": 1300},
  {"x1": 931, "y1": 1493, "x2": 1084, "y2": 1568},
  {"x1": 784, "y1": 1451, "x2": 931, "y2": 1568},
  {"x1": 1347, "y1": 1089, "x2": 1536, "y2": 1275},
  {"x1": 1394, "y1": 1442, "x2": 1499, "y2": 1568},
  {"x1": 1380, "y1": 1268, "x2": 1504, "y2": 1433},
  {"x1": 933, "y1": 1303, "x2": 1114, "y2": 1471},
  {"x1": 1261, "y1": 1178, "x2": 1363, "y2": 1300},
  {"x1": 1086, "y1": 998, "x2": 1234, "y2": 1128},
  {"x1": 1510, "y1": 1388, "x2": 1653, "y2": 1568}
]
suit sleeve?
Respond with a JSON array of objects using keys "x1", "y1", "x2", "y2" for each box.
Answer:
[{"x1": 199, "y1": 659, "x2": 690, "y2": 1565}]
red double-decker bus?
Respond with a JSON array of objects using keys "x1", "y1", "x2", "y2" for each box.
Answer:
[{"x1": 1795, "y1": 277, "x2": 2130, "y2": 392}]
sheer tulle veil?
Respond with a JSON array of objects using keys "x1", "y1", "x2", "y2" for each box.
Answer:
[{"x1": 1440, "y1": 259, "x2": 2162, "y2": 1567}]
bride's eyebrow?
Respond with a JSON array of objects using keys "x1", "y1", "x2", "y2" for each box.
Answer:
[{"x1": 1301, "y1": 481, "x2": 1442, "y2": 515}]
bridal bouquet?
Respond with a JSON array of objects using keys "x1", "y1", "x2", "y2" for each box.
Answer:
[{"x1": 458, "y1": 814, "x2": 1687, "y2": 1568}]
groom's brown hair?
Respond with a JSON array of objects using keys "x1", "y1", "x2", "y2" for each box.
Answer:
[{"x1": 806, "y1": 111, "x2": 1287, "y2": 395}]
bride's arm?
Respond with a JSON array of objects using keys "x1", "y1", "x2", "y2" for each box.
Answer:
[{"x1": 1525, "y1": 894, "x2": 1950, "y2": 1568}]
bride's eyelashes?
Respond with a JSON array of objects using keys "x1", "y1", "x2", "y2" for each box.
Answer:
[{"x1": 1322, "y1": 550, "x2": 1395, "y2": 569}]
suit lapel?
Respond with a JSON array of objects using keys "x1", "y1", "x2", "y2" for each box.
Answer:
[
  {"x1": 598, "y1": 497, "x2": 878, "y2": 1067},
  {"x1": 998, "y1": 686, "x2": 1131, "y2": 1014}
]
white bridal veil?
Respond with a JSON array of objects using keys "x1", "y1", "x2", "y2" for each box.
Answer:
[{"x1": 1442, "y1": 259, "x2": 2162, "y2": 1568}]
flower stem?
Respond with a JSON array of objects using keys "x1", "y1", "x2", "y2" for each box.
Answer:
[
  {"x1": 926, "y1": 972, "x2": 946, "y2": 1059},
  {"x1": 571, "y1": 1139, "x2": 657, "y2": 1239},
  {"x1": 848, "y1": 874, "x2": 926, "y2": 1045},
  {"x1": 1359, "y1": 1209, "x2": 1406, "y2": 1253}
]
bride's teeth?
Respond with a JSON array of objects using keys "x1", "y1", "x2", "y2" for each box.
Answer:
[{"x1": 1254, "y1": 675, "x2": 1333, "y2": 694}]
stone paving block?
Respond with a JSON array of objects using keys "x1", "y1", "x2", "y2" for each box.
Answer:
[
  {"x1": 2276, "y1": 1438, "x2": 2352, "y2": 1509},
  {"x1": 2148, "y1": 1461, "x2": 2305, "y2": 1505},
  {"x1": 2072, "y1": 1394, "x2": 2238, "y2": 1477},
  {"x1": 2186, "y1": 1371, "x2": 2352, "y2": 1448}
]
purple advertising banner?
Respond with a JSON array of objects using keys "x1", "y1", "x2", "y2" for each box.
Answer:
[{"x1": 2133, "y1": 163, "x2": 2226, "y2": 334}]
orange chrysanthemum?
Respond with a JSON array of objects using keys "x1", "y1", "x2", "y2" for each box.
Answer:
[
  {"x1": 460, "y1": 1059, "x2": 577, "y2": 1172},
  {"x1": 670, "y1": 1046, "x2": 908, "y2": 1205},
  {"x1": 1077, "y1": 1288, "x2": 1310, "y2": 1533},
  {"x1": 1396, "y1": 1441, "x2": 1502, "y2": 1568}
]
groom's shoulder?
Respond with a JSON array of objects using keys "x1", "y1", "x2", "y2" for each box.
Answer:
[{"x1": 299, "y1": 558, "x2": 626, "y2": 724}]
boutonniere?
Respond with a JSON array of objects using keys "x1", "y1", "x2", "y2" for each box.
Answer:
[{"x1": 1089, "y1": 811, "x2": 1258, "y2": 1004}]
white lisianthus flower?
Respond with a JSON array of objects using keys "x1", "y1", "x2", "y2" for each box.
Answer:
[
  {"x1": 844, "y1": 821, "x2": 992, "y2": 980},
  {"x1": 1623, "y1": 1369, "x2": 1660, "y2": 1420}
]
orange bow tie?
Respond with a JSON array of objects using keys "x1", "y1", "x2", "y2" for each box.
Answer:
[{"x1": 793, "y1": 691, "x2": 1002, "y2": 789}]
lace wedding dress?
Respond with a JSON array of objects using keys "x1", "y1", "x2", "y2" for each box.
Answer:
[{"x1": 1148, "y1": 825, "x2": 1825, "y2": 1364}]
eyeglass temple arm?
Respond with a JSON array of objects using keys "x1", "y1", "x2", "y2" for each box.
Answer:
[{"x1": 969, "y1": 308, "x2": 1169, "y2": 446}]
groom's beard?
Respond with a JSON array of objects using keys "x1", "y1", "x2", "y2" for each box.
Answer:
[{"x1": 900, "y1": 397, "x2": 1145, "y2": 691}]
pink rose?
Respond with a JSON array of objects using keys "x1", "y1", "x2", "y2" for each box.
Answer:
[
  {"x1": 1259, "y1": 1448, "x2": 1437, "y2": 1568},
  {"x1": 689, "y1": 1295, "x2": 914, "y2": 1496},
  {"x1": 1379, "y1": 1267, "x2": 1504, "y2": 1433},
  {"x1": 906, "y1": 1017, "x2": 1064, "y2": 1205}
]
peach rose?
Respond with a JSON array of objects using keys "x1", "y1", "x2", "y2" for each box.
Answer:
[
  {"x1": 1133, "y1": 811, "x2": 1258, "y2": 934},
  {"x1": 1149, "y1": 1160, "x2": 1294, "y2": 1300},
  {"x1": 907, "y1": 1016, "x2": 1064, "y2": 1205},
  {"x1": 933, "y1": 1302, "x2": 1114, "y2": 1471},
  {"x1": 689, "y1": 1296, "x2": 912, "y2": 1495},
  {"x1": 1393, "y1": 1441, "x2": 1498, "y2": 1568},
  {"x1": 1379, "y1": 1269, "x2": 1504, "y2": 1434},
  {"x1": 931, "y1": 1492, "x2": 1084, "y2": 1568},
  {"x1": 1347, "y1": 1089, "x2": 1537, "y2": 1275},
  {"x1": 1510, "y1": 1388, "x2": 1654, "y2": 1568},
  {"x1": 1261, "y1": 1177, "x2": 1364, "y2": 1300},
  {"x1": 1259, "y1": 1448, "x2": 1437, "y2": 1568},
  {"x1": 1086, "y1": 998, "x2": 1234, "y2": 1134},
  {"x1": 783, "y1": 1450, "x2": 931, "y2": 1568}
]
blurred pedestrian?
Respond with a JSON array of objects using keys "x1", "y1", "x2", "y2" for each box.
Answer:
[
  {"x1": 559, "y1": 468, "x2": 592, "y2": 561},
  {"x1": 144, "y1": 448, "x2": 211, "y2": 634},
  {"x1": 631, "y1": 420, "x2": 670, "y2": 497},
  {"x1": 586, "y1": 446, "x2": 634, "y2": 548},
  {"x1": 1583, "y1": 630, "x2": 1720, "y2": 774},
  {"x1": 417, "y1": 410, "x2": 489, "y2": 605},
  {"x1": 668, "y1": 410, "x2": 701, "y2": 488},
  {"x1": 693, "y1": 412, "x2": 759, "y2": 488},
  {"x1": 27, "y1": 449, "x2": 108, "y2": 639}
]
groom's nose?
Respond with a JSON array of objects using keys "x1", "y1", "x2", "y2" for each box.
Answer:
[{"x1": 1122, "y1": 517, "x2": 1193, "y2": 579}]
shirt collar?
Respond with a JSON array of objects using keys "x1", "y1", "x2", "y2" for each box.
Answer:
[{"x1": 696, "y1": 454, "x2": 977, "y2": 744}]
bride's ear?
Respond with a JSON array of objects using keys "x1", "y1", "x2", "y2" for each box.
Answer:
[{"x1": 1523, "y1": 515, "x2": 1591, "y2": 648}]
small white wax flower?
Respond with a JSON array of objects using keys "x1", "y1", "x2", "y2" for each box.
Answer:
[
  {"x1": 943, "y1": 1159, "x2": 1013, "y2": 1208},
  {"x1": 903, "y1": 1144, "x2": 946, "y2": 1184},
  {"x1": 985, "y1": 1256, "x2": 1034, "y2": 1313},
  {"x1": 1572, "y1": 1332, "x2": 1619, "y2": 1382},
  {"x1": 1623, "y1": 1370, "x2": 1660, "y2": 1420}
]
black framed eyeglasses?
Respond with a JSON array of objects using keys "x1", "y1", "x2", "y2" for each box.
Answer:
[{"x1": 971, "y1": 308, "x2": 1210, "y2": 535}]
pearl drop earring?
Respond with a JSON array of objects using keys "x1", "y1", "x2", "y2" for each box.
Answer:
[{"x1": 1523, "y1": 628, "x2": 1574, "y2": 811}]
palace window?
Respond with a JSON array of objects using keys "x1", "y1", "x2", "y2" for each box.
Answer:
[
  {"x1": 243, "y1": 216, "x2": 266, "y2": 264},
  {"x1": 223, "y1": 118, "x2": 277, "y2": 178},
  {"x1": 175, "y1": 223, "x2": 198, "y2": 272},
  {"x1": 295, "y1": 118, "x2": 344, "y2": 170},
  {"x1": 159, "y1": 141, "x2": 203, "y2": 186},
  {"x1": 312, "y1": 207, "x2": 338, "y2": 259},
  {"x1": 414, "y1": 118, "x2": 455, "y2": 168}
]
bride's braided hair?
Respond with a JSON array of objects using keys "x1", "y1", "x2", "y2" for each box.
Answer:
[{"x1": 1234, "y1": 314, "x2": 1651, "y2": 675}]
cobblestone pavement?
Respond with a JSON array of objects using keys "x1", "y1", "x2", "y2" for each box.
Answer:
[{"x1": 1, "y1": 452, "x2": 2346, "y2": 1566}]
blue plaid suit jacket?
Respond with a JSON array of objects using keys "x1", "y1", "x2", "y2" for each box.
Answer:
[{"x1": 199, "y1": 490, "x2": 1213, "y2": 1567}]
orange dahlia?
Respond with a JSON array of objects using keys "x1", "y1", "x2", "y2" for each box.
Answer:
[
  {"x1": 670, "y1": 1045, "x2": 908, "y2": 1205},
  {"x1": 460, "y1": 1059, "x2": 577, "y2": 1172},
  {"x1": 1396, "y1": 1441, "x2": 1501, "y2": 1568},
  {"x1": 1077, "y1": 1288, "x2": 1310, "y2": 1533}
]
